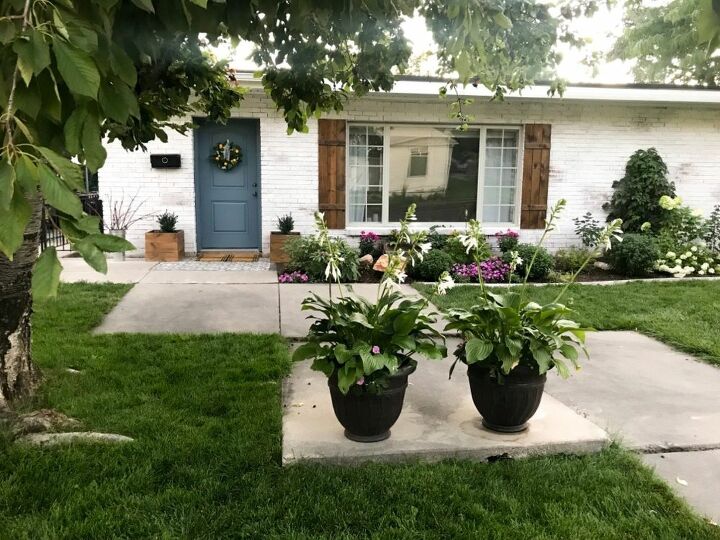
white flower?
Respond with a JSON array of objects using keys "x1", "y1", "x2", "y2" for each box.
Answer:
[
  {"x1": 692, "y1": 209, "x2": 703, "y2": 218},
  {"x1": 458, "y1": 234, "x2": 478, "y2": 255},
  {"x1": 710, "y1": 268, "x2": 716, "y2": 274},
  {"x1": 691, "y1": 246, "x2": 698, "y2": 252},
  {"x1": 701, "y1": 263, "x2": 709, "y2": 271},
  {"x1": 395, "y1": 271, "x2": 407, "y2": 284},
  {"x1": 666, "y1": 252, "x2": 676, "y2": 259},
  {"x1": 698, "y1": 270, "x2": 705, "y2": 276},
  {"x1": 675, "y1": 259, "x2": 682, "y2": 265},
  {"x1": 680, "y1": 254, "x2": 688, "y2": 260},
  {"x1": 419, "y1": 242, "x2": 432, "y2": 254},
  {"x1": 684, "y1": 266, "x2": 695, "y2": 273},
  {"x1": 435, "y1": 272, "x2": 455, "y2": 295}
]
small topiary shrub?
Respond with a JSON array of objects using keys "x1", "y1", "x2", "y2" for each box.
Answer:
[
  {"x1": 495, "y1": 229, "x2": 519, "y2": 253},
  {"x1": 157, "y1": 211, "x2": 178, "y2": 233},
  {"x1": 359, "y1": 231, "x2": 381, "y2": 257},
  {"x1": 554, "y1": 247, "x2": 595, "y2": 274},
  {"x1": 409, "y1": 249, "x2": 453, "y2": 281},
  {"x1": 277, "y1": 214, "x2": 294, "y2": 234},
  {"x1": 607, "y1": 233, "x2": 659, "y2": 277},
  {"x1": 285, "y1": 235, "x2": 359, "y2": 282},
  {"x1": 604, "y1": 148, "x2": 676, "y2": 232},
  {"x1": 509, "y1": 243, "x2": 554, "y2": 280}
]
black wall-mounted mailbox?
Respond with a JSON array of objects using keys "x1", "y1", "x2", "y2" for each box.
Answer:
[{"x1": 150, "y1": 154, "x2": 181, "y2": 168}]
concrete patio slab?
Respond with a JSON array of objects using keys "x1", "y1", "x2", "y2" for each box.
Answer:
[
  {"x1": 94, "y1": 283, "x2": 279, "y2": 334},
  {"x1": 61, "y1": 258, "x2": 156, "y2": 284},
  {"x1": 642, "y1": 450, "x2": 720, "y2": 523},
  {"x1": 282, "y1": 344, "x2": 608, "y2": 465},
  {"x1": 140, "y1": 269, "x2": 278, "y2": 284},
  {"x1": 545, "y1": 331, "x2": 720, "y2": 452}
]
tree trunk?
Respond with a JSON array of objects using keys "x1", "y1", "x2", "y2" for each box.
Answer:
[{"x1": 0, "y1": 195, "x2": 42, "y2": 410}]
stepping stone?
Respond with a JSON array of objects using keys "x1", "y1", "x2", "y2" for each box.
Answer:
[
  {"x1": 20, "y1": 432, "x2": 134, "y2": 446},
  {"x1": 282, "y1": 341, "x2": 608, "y2": 465}
]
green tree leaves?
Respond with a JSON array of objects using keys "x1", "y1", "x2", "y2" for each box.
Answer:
[
  {"x1": 0, "y1": 160, "x2": 16, "y2": 210},
  {"x1": 52, "y1": 38, "x2": 100, "y2": 98},
  {"x1": 32, "y1": 247, "x2": 62, "y2": 300},
  {"x1": 0, "y1": 189, "x2": 32, "y2": 259},
  {"x1": 37, "y1": 163, "x2": 82, "y2": 218}
]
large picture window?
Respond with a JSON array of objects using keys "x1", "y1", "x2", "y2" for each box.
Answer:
[{"x1": 347, "y1": 124, "x2": 521, "y2": 226}]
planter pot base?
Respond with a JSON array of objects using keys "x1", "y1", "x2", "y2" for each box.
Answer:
[
  {"x1": 481, "y1": 419, "x2": 529, "y2": 434},
  {"x1": 344, "y1": 429, "x2": 391, "y2": 443}
]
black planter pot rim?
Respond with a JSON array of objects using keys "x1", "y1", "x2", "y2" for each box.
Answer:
[{"x1": 328, "y1": 356, "x2": 417, "y2": 389}]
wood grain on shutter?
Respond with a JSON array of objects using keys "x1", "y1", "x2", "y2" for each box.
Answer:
[
  {"x1": 318, "y1": 119, "x2": 346, "y2": 229},
  {"x1": 520, "y1": 124, "x2": 551, "y2": 229}
]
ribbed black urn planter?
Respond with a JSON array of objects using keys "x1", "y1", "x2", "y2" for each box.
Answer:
[
  {"x1": 467, "y1": 363, "x2": 546, "y2": 433},
  {"x1": 328, "y1": 360, "x2": 417, "y2": 442}
]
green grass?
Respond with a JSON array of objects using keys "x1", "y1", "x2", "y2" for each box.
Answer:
[
  {"x1": 0, "y1": 283, "x2": 717, "y2": 538},
  {"x1": 418, "y1": 280, "x2": 720, "y2": 367}
]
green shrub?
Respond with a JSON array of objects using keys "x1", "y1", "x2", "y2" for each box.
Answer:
[
  {"x1": 285, "y1": 235, "x2": 359, "y2": 282},
  {"x1": 276, "y1": 214, "x2": 294, "y2": 234},
  {"x1": 509, "y1": 243, "x2": 554, "y2": 280},
  {"x1": 553, "y1": 247, "x2": 595, "y2": 274},
  {"x1": 607, "y1": 233, "x2": 659, "y2": 277},
  {"x1": 604, "y1": 148, "x2": 676, "y2": 232},
  {"x1": 444, "y1": 232, "x2": 490, "y2": 264},
  {"x1": 706, "y1": 205, "x2": 720, "y2": 252},
  {"x1": 157, "y1": 211, "x2": 178, "y2": 233},
  {"x1": 408, "y1": 249, "x2": 453, "y2": 281},
  {"x1": 573, "y1": 212, "x2": 603, "y2": 248}
]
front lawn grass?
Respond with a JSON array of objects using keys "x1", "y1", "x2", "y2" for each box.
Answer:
[
  {"x1": 418, "y1": 280, "x2": 720, "y2": 367},
  {"x1": 0, "y1": 283, "x2": 717, "y2": 538}
]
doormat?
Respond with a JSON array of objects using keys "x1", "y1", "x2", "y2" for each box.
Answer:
[{"x1": 196, "y1": 251, "x2": 260, "y2": 262}]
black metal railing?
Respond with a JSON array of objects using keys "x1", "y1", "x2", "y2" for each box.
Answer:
[{"x1": 40, "y1": 193, "x2": 104, "y2": 252}]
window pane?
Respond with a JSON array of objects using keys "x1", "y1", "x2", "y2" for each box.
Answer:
[
  {"x1": 347, "y1": 125, "x2": 384, "y2": 223},
  {"x1": 387, "y1": 126, "x2": 479, "y2": 222},
  {"x1": 482, "y1": 129, "x2": 520, "y2": 223}
]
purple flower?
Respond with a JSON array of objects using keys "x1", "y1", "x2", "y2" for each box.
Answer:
[
  {"x1": 452, "y1": 258, "x2": 510, "y2": 283},
  {"x1": 278, "y1": 271, "x2": 310, "y2": 283},
  {"x1": 360, "y1": 231, "x2": 380, "y2": 242},
  {"x1": 371, "y1": 345, "x2": 381, "y2": 355}
]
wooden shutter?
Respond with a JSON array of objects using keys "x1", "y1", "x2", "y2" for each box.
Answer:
[
  {"x1": 520, "y1": 124, "x2": 551, "y2": 229},
  {"x1": 318, "y1": 119, "x2": 346, "y2": 229}
]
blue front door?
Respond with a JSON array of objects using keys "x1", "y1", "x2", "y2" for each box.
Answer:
[{"x1": 195, "y1": 119, "x2": 260, "y2": 249}]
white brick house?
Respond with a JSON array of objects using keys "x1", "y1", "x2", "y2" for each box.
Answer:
[{"x1": 100, "y1": 74, "x2": 720, "y2": 256}]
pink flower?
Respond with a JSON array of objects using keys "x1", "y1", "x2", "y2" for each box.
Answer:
[
  {"x1": 371, "y1": 345, "x2": 380, "y2": 355},
  {"x1": 356, "y1": 377, "x2": 365, "y2": 385}
]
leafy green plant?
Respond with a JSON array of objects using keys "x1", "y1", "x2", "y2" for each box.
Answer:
[
  {"x1": 705, "y1": 205, "x2": 720, "y2": 252},
  {"x1": 573, "y1": 212, "x2": 603, "y2": 248},
  {"x1": 656, "y1": 244, "x2": 720, "y2": 278},
  {"x1": 608, "y1": 233, "x2": 659, "y2": 277},
  {"x1": 554, "y1": 247, "x2": 595, "y2": 274},
  {"x1": 409, "y1": 249, "x2": 453, "y2": 281},
  {"x1": 604, "y1": 148, "x2": 676, "y2": 232},
  {"x1": 444, "y1": 231, "x2": 490, "y2": 264},
  {"x1": 445, "y1": 200, "x2": 624, "y2": 379},
  {"x1": 293, "y1": 205, "x2": 451, "y2": 394},
  {"x1": 276, "y1": 214, "x2": 294, "y2": 234},
  {"x1": 495, "y1": 230, "x2": 519, "y2": 253},
  {"x1": 156, "y1": 211, "x2": 178, "y2": 233},
  {"x1": 509, "y1": 243, "x2": 554, "y2": 280},
  {"x1": 285, "y1": 235, "x2": 360, "y2": 283}
]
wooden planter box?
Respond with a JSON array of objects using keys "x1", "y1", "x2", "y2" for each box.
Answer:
[
  {"x1": 270, "y1": 232, "x2": 299, "y2": 263},
  {"x1": 145, "y1": 230, "x2": 185, "y2": 262}
]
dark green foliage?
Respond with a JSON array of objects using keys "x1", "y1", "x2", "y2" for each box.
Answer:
[
  {"x1": 608, "y1": 233, "x2": 660, "y2": 277},
  {"x1": 554, "y1": 247, "x2": 595, "y2": 273},
  {"x1": 444, "y1": 234, "x2": 490, "y2": 264},
  {"x1": 276, "y1": 214, "x2": 294, "y2": 234},
  {"x1": 706, "y1": 205, "x2": 720, "y2": 252},
  {"x1": 604, "y1": 149, "x2": 676, "y2": 232},
  {"x1": 294, "y1": 289, "x2": 445, "y2": 393},
  {"x1": 156, "y1": 211, "x2": 178, "y2": 233},
  {"x1": 511, "y1": 243, "x2": 554, "y2": 280},
  {"x1": 285, "y1": 235, "x2": 359, "y2": 282},
  {"x1": 426, "y1": 226, "x2": 448, "y2": 250},
  {"x1": 573, "y1": 212, "x2": 603, "y2": 248},
  {"x1": 409, "y1": 249, "x2": 453, "y2": 281},
  {"x1": 0, "y1": 284, "x2": 717, "y2": 537}
]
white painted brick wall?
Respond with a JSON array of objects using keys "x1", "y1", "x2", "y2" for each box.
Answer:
[{"x1": 100, "y1": 91, "x2": 720, "y2": 256}]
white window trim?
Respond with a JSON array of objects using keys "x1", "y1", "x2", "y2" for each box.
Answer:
[{"x1": 345, "y1": 122, "x2": 524, "y2": 231}]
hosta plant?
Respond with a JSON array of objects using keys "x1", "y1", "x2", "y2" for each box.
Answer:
[
  {"x1": 293, "y1": 204, "x2": 452, "y2": 394},
  {"x1": 446, "y1": 200, "x2": 624, "y2": 379}
]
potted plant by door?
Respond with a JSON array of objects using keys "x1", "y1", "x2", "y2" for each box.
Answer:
[
  {"x1": 293, "y1": 204, "x2": 454, "y2": 442},
  {"x1": 270, "y1": 214, "x2": 299, "y2": 263},
  {"x1": 445, "y1": 200, "x2": 624, "y2": 433},
  {"x1": 145, "y1": 211, "x2": 185, "y2": 261}
]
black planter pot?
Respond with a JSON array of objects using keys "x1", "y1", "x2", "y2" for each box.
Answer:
[
  {"x1": 467, "y1": 363, "x2": 546, "y2": 433},
  {"x1": 328, "y1": 360, "x2": 417, "y2": 442}
]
